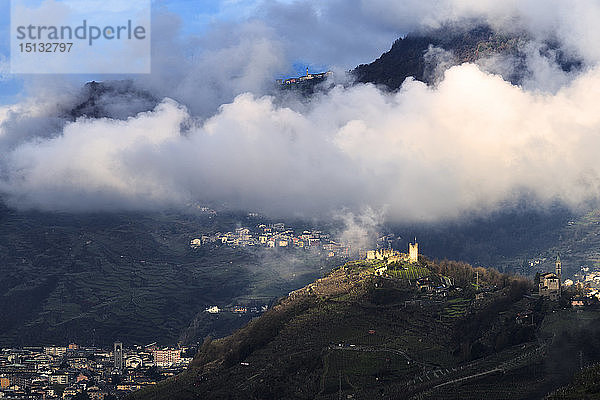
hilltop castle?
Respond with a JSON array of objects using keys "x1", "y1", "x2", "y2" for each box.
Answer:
[{"x1": 366, "y1": 240, "x2": 419, "y2": 264}]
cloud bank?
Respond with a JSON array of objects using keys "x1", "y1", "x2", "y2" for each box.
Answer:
[{"x1": 1, "y1": 1, "x2": 600, "y2": 223}]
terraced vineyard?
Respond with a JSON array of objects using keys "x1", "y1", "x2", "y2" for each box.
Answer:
[
  {"x1": 442, "y1": 298, "x2": 471, "y2": 319},
  {"x1": 389, "y1": 265, "x2": 431, "y2": 280}
]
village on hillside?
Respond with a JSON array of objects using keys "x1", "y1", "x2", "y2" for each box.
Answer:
[
  {"x1": 276, "y1": 67, "x2": 333, "y2": 85},
  {"x1": 190, "y1": 222, "x2": 351, "y2": 258}
]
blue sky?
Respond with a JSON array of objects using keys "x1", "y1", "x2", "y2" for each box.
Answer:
[
  {"x1": 0, "y1": 0, "x2": 263, "y2": 104},
  {"x1": 157, "y1": 0, "x2": 259, "y2": 34}
]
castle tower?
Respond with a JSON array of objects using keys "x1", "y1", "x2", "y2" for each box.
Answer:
[
  {"x1": 555, "y1": 253, "x2": 562, "y2": 285},
  {"x1": 114, "y1": 341, "x2": 123, "y2": 371},
  {"x1": 408, "y1": 239, "x2": 418, "y2": 263}
]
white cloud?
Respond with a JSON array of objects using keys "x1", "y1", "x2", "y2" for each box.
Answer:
[
  {"x1": 2, "y1": 1, "x2": 600, "y2": 223},
  {"x1": 3, "y1": 63, "x2": 600, "y2": 221}
]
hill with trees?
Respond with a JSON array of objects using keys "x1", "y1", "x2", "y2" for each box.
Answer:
[{"x1": 127, "y1": 256, "x2": 598, "y2": 400}]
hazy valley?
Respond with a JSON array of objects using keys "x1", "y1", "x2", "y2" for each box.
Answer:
[{"x1": 2, "y1": 9, "x2": 600, "y2": 400}]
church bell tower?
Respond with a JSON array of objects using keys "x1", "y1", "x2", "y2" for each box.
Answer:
[{"x1": 555, "y1": 253, "x2": 562, "y2": 286}]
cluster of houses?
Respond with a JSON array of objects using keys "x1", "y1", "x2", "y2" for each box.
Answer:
[
  {"x1": 276, "y1": 68, "x2": 333, "y2": 85},
  {"x1": 204, "y1": 304, "x2": 269, "y2": 315},
  {"x1": 190, "y1": 223, "x2": 351, "y2": 258},
  {"x1": 568, "y1": 265, "x2": 600, "y2": 304},
  {"x1": 0, "y1": 342, "x2": 192, "y2": 399}
]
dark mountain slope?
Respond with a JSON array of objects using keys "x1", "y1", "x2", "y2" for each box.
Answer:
[
  {"x1": 0, "y1": 207, "x2": 329, "y2": 347},
  {"x1": 353, "y1": 25, "x2": 525, "y2": 89},
  {"x1": 67, "y1": 80, "x2": 158, "y2": 120},
  {"x1": 353, "y1": 24, "x2": 581, "y2": 91}
]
